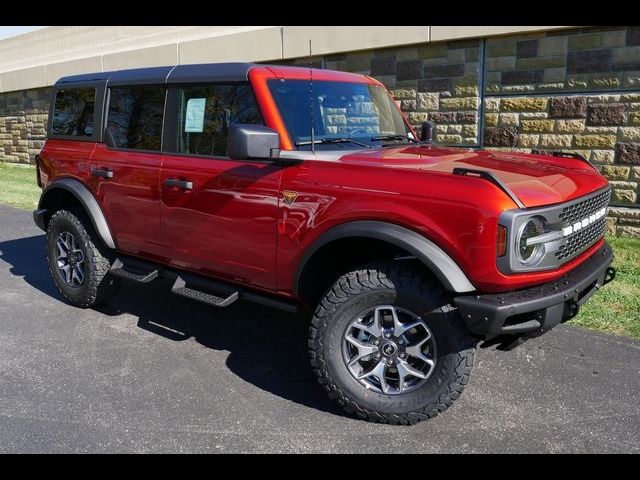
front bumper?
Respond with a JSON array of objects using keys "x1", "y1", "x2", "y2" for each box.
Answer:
[{"x1": 454, "y1": 241, "x2": 615, "y2": 342}]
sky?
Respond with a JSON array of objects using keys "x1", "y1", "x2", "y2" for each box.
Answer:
[{"x1": 0, "y1": 26, "x2": 47, "y2": 41}]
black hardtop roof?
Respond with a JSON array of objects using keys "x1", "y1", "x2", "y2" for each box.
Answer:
[{"x1": 54, "y1": 62, "x2": 258, "y2": 87}]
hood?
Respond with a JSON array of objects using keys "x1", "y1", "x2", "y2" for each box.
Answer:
[{"x1": 335, "y1": 145, "x2": 609, "y2": 208}]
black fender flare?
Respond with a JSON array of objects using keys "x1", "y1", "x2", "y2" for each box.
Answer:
[
  {"x1": 37, "y1": 178, "x2": 116, "y2": 249},
  {"x1": 294, "y1": 221, "x2": 476, "y2": 294}
]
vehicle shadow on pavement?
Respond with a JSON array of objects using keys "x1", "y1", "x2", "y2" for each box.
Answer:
[
  {"x1": 0, "y1": 234, "x2": 62, "y2": 299},
  {"x1": 0, "y1": 234, "x2": 347, "y2": 418}
]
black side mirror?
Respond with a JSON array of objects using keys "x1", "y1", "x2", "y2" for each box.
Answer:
[
  {"x1": 228, "y1": 124, "x2": 280, "y2": 160},
  {"x1": 420, "y1": 121, "x2": 434, "y2": 143}
]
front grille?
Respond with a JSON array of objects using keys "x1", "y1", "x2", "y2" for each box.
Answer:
[
  {"x1": 558, "y1": 189, "x2": 611, "y2": 225},
  {"x1": 555, "y1": 217, "x2": 607, "y2": 261}
]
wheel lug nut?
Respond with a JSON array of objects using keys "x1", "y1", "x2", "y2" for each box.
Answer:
[
  {"x1": 398, "y1": 339, "x2": 404, "y2": 345},
  {"x1": 384, "y1": 333, "x2": 391, "y2": 339},
  {"x1": 374, "y1": 340, "x2": 379, "y2": 346},
  {"x1": 399, "y1": 353, "x2": 405, "y2": 358}
]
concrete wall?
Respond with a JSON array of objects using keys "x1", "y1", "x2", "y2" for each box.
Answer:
[{"x1": 0, "y1": 26, "x2": 571, "y2": 93}]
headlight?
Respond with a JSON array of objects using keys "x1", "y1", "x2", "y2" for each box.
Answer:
[{"x1": 516, "y1": 216, "x2": 546, "y2": 265}]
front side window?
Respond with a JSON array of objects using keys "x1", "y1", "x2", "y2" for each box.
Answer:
[
  {"x1": 268, "y1": 80, "x2": 411, "y2": 150},
  {"x1": 176, "y1": 84, "x2": 263, "y2": 157},
  {"x1": 52, "y1": 88, "x2": 96, "y2": 137},
  {"x1": 107, "y1": 86, "x2": 166, "y2": 151}
]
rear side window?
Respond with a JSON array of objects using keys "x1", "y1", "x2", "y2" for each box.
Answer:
[
  {"x1": 176, "y1": 84, "x2": 263, "y2": 157},
  {"x1": 52, "y1": 88, "x2": 96, "y2": 137},
  {"x1": 107, "y1": 86, "x2": 166, "y2": 151}
]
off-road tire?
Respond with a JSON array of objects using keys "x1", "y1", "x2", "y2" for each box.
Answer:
[
  {"x1": 46, "y1": 207, "x2": 119, "y2": 308},
  {"x1": 309, "y1": 261, "x2": 476, "y2": 425}
]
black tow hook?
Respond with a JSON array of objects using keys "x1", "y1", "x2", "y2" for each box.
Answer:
[{"x1": 604, "y1": 267, "x2": 616, "y2": 285}]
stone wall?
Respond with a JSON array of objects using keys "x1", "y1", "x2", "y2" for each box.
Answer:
[
  {"x1": 2, "y1": 27, "x2": 640, "y2": 236},
  {"x1": 0, "y1": 88, "x2": 49, "y2": 164}
]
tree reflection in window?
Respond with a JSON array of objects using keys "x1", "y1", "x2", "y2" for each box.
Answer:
[
  {"x1": 107, "y1": 87, "x2": 165, "y2": 150},
  {"x1": 177, "y1": 84, "x2": 264, "y2": 157},
  {"x1": 52, "y1": 88, "x2": 95, "y2": 137}
]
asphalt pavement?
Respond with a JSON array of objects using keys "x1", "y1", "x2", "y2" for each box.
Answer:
[{"x1": 0, "y1": 203, "x2": 639, "y2": 453}]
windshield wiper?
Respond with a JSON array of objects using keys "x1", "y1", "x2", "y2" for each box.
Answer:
[
  {"x1": 371, "y1": 134, "x2": 418, "y2": 144},
  {"x1": 295, "y1": 137, "x2": 373, "y2": 148}
]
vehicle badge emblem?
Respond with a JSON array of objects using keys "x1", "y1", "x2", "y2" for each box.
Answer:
[{"x1": 283, "y1": 191, "x2": 298, "y2": 205}]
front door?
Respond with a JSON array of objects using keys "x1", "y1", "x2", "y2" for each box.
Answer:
[
  {"x1": 160, "y1": 83, "x2": 281, "y2": 291},
  {"x1": 89, "y1": 85, "x2": 167, "y2": 258}
]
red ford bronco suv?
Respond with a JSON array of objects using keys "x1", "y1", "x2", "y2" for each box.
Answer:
[{"x1": 34, "y1": 63, "x2": 615, "y2": 424}]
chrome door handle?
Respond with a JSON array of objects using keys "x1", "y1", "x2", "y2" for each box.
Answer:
[
  {"x1": 164, "y1": 178, "x2": 193, "y2": 190},
  {"x1": 91, "y1": 168, "x2": 114, "y2": 179}
]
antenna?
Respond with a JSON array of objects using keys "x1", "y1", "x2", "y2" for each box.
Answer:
[{"x1": 309, "y1": 39, "x2": 315, "y2": 153}]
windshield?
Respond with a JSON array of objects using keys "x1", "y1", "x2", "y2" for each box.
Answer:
[{"x1": 268, "y1": 79, "x2": 413, "y2": 150}]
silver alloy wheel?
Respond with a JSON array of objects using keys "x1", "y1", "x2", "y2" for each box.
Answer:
[
  {"x1": 55, "y1": 231, "x2": 86, "y2": 288},
  {"x1": 342, "y1": 305, "x2": 437, "y2": 395}
]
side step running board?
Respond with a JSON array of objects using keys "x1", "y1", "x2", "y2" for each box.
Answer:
[
  {"x1": 109, "y1": 258, "x2": 159, "y2": 283},
  {"x1": 171, "y1": 276, "x2": 239, "y2": 308}
]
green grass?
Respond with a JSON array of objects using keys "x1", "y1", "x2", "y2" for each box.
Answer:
[
  {"x1": 573, "y1": 236, "x2": 640, "y2": 339},
  {"x1": 0, "y1": 160, "x2": 638, "y2": 338},
  {"x1": 0, "y1": 162, "x2": 40, "y2": 210}
]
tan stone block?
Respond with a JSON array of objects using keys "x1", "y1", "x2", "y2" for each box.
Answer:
[
  {"x1": 408, "y1": 112, "x2": 430, "y2": 124},
  {"x1": 632, "y1": 167, "x2": 640, "y2": 180},
  {"x1": 630, "y1": 113, "x2": 640, "y2": 126},
  {"x1": 502, "y1": 85, "x2": 535, "y2": 93},
  {"x1": 449, "y1": 125, "x2": 462, "y2": 134},
  {"x1": 453, "y1": 84, "x2": 479, "y2": 97},
  {"x1": 485, "y1": 113, "x2": 499, "y2": 127},
  {"x1": 517, "y1": 134, "x2": 540, "y2": 148},
  {"x1": 606, "y1": 217, "x2": 617, "y2": 235},
  {"x1": 611, "y1": 189, "x2": 637, "y2": 203},
  {"x1": 520, "y1": 112, "x2": 548, "y2": 119},
  {"x1": 440, "y1": 97, "x2": 479, "y2": 111},
  {"x1": 601, "y1": 165, "x2": 631, "y2": 181},
  {"x1": 540, "y1": 134, "x2": 572, "y2": 148},
  {"x1": 521, "y1": 119, "x2": 555, "y2": 133},
  {"x1": 390, "y1": 89, "x2": 416, "y2": 100},
  {"x1": 617, "y1": 226, "x2": 640, "y2": 238},
  {"x1": 629, "y1": 103, "x2": 640, "y2": 111},
  {"x1": 435, "y1": 125, "x2": 448, "y2": 134},
  {"x1": 417, "y1": 92, "x2": 439, "y2": 111},
  {"x1": 610, "y1": 181, "x2": 638, "y2": 189},
  {"x1": 588, "y1": 94, "x2": 621, "y2": 103},
  {"x1": 500, "y1": 97, "x2": 548, "y2": 112},
  {"x1": 621, "y1": 94, "x2": 640, "y2": 103},
  {"x1": 574, "y1": 135, "x2": 617, "y2": 148},
  {"x1": 590, "y1": 75, "x2": 621, "y2": 88},
  {"x1": 499, "y1": 113, "x2": 520, "y2": 126},
  {"x1": 585, "y1": 126, "x2": 618, "y2": 135},
  {"x1": 619, "y1": 127, "x2": 640, "y2": 142},
  {"x1": 555, "y1": 119, "x2": 584, "y2": 133},
  {"x1": 484, "y1": 98, "x2": 500, "y2": 112},
  {"x1": 590, "y1": 150, "x2": 616, "y2": 164},
  {"x1": 462, "y1": 137, "x2": 477, "y2": 145},
  {"x1": 463, "y1": 125, "x2": 477, "y2": 137},
  {"x1": 436, "y1": 134, "x2": 462, "y2": 144}
]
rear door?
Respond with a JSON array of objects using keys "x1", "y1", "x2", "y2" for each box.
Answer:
[
  {"x1": 88, "y1": 85, "x2": 166, "y2": 258},
  {"x1": 160, "y1": 83, "x2": 282, "y2": 290}
]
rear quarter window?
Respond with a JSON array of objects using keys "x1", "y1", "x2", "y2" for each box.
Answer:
[{"x1": 51, "y1": 88, "x2": 96, "y2": 137}]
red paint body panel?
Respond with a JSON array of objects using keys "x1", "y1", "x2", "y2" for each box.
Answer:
[
  {"x1": 89, "y1": 144, "x2": 164, "y2": 257},
  {"x1": 38, "y1": 65, "x2": 612, "y2": 301},
  {"x1": 160, "y1": 155, "x2": 281, "y2": 290}
]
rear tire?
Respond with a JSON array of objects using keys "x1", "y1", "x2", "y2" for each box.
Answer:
[
  {"x1": 45, "y1": 208, "x2": 119, "y2": 308},
  {"x1": 308, "y1": 261, "x2": 476, "y2": 425}
]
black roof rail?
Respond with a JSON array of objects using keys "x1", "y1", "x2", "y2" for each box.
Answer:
[{"x1": 452, "y1": 167, "x2": 525, "y2": 209}]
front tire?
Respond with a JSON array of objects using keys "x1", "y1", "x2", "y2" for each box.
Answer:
[
  {"x1": 46, "y1": 208, "x2": 119, "y2": 308},
  {"x1": 309, "y1": 261, "x2": 476, "y2": 425}
]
